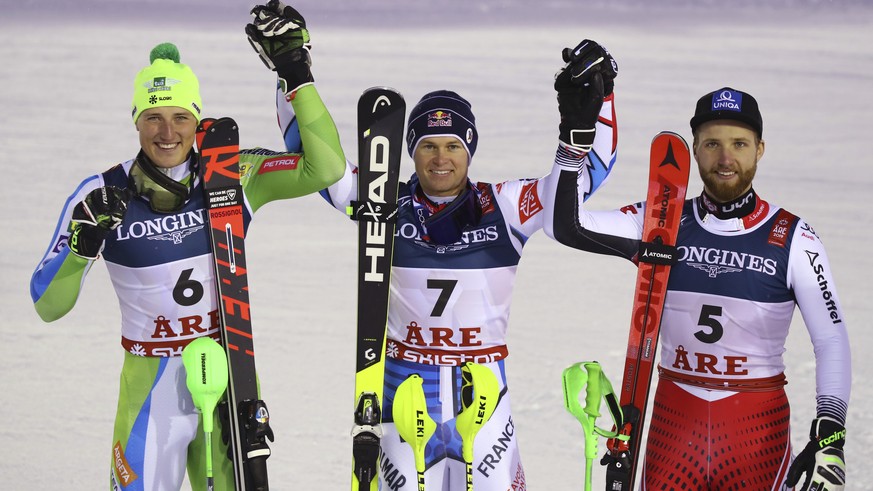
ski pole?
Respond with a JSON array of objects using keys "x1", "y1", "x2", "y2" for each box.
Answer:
[
  {"x1": 393, "y1": 374, "x2": 437, "y2": 491},
  {"x1": 183, "y1": 337, "x2": 229, "y2": 491},
  {"x1": 563, "y1": 361, "x2": 626, "y2": 491},
  {"x1": 456, "y1": 362, "x2": 500, "y2": 491}
]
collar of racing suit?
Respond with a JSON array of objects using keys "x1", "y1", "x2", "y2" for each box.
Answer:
[
  {"x1": 697, "y1": 188, "x2": 758, "y2": 220},
  {"x1": 409, "y1": 174, "x2": 483, "y2": 245},
  {"x1": 128, "y1": 150, "x2": 196, "y2": 214}
]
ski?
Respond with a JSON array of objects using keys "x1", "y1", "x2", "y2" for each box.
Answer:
[
  {"x1": 347, "y1": 87, "x2": 405, "y2": 491},
  {"x1": 602, "y1": 131, "x2": 690, "y2": 490},
  {"x1": 198, "y1": 117, "x2": 273, "y2": 490}
]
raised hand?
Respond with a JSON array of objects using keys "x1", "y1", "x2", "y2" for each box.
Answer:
[
  {"x1": 559, "y1": 39, "x2": 618, "y2": 95},
  {"x1": 246, "y1": 1, "x2": 314, "y2": 94},
  {"x1": 68, "y1": 186, "x2": 131, "y2": 260},
  {"x1": 554, "y1": 39, "x2": 617, "y2": 152}
]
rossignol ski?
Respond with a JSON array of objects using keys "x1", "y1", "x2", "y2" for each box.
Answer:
[
  {"x1": 602, "y1": 131, "x2": 690, "y2": 490},
  {"x1": 198, "y1": 117, "x2": 274, "y2": 490},
  {"x1": 347, "y1": 87, "x2": 405, "y2": 491}
]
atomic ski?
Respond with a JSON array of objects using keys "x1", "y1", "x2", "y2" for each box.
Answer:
[
  {"x1": 347, "y1": 87, "x2": 405, "y2": 491},
  {"x1": 198, "y1": 117, "x2": 274, "y2": 490},
  {"x1": 602, "y1": 131, "x2": 690, "y2": 490}
]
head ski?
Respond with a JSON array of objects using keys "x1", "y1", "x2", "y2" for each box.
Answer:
[{"x1": 348, "y1": 88, "x2": 405, "y2": 491}]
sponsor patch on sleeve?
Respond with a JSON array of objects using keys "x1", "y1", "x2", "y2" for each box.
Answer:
[
  {"x1": 258, "y1": 155, "x2": 300, "y2": 174},
  {"x1": 767, "y1": 209, "x2": 797, "y2": 248},
  {"x1": 54, "y1": 235, "x2": 69, "y2": 253},
  {"x1": 518, "y1": 181, "x2": 543, "y2": 224},
  {"x1": 620, "y1": 202, "x2": 642, "y2": 215}
]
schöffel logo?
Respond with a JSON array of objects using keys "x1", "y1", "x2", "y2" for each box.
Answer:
[
  {"x1": 427, "y1": 111, "x2": 453, "y2": 128},
  {"x1": 805, "y1": 250, "x2": 843, "y2": 324},
  {"x1": 712, "y1": 90, "x2": 743, "y2": 112}
]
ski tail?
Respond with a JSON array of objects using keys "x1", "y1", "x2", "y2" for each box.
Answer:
[
  {"x1": 349, "y1": 87, "x2": 405, "y2": 491},
  {"x1": 603, "y1": 131, "x2": 690, "y2": 491},
  {"x1": 199, "y1": 117, "x2": 274, "y2": 490}
]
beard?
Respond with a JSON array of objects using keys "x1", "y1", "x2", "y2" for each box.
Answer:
[{"x1": 700, "y1": 162, "x2": 757, "y2": 203}]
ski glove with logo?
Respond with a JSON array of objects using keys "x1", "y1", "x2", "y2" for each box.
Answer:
[
  {"x1": 785, "y1": 417, "x2": 847, "y2": 491},
  {"x1": 554, "y1": 39, "x2": 618, "y2": 152},
  {"x1": 246, "y1": 0, "x2": 313, "y2": 95},
  {"x1": 68, "y1": 186, "x2": 131, "y2": 260}
]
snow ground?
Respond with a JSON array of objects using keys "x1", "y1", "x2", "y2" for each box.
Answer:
[{"x1": 1, "y1": 1, "x2": 871, "y2": 489}]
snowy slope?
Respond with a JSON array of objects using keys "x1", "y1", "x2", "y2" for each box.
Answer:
[{"x1": 2, "y1": 1, "x2": 871, "y2": 489}]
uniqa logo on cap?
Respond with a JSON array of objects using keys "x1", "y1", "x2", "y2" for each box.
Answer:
[{"x1": 712, "y1": 90, "x2": 743, "y2": 112}]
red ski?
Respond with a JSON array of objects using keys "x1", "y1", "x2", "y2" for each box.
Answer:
[
  {"x1": 603, "y1": 131, "x2": 690, "y2": 490},
  {"x1": 199, "y1": 117, "x2": 273, "y2": 490}
]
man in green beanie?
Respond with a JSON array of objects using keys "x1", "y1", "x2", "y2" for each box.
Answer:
[{"x1": 30, "y1": 21, "x2": 344, "y2": 490}]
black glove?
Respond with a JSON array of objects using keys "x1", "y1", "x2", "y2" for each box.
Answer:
[
  {"x1": 68, "y1": 186, "x2": 131, "y2": 260},
  {"x1": 246, "y1": 0, "x2": 313, "y2": 95},
  {"x1": 785, "y1": 417, "x2": 846, "y2": 490},
  {"x1": 560, "y1": 39, "x2": 618, "y2": 96},
  {"x1": 554, "y1": 39, "x2": 618, "y2": 152}
]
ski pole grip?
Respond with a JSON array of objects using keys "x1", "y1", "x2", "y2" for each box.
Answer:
[
  {"x1": 583, "y1": 362, "x2": 603, "y2": 418},
  {"x1": 562, "y1": 362, "x2": 588, "y2": 424}
]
